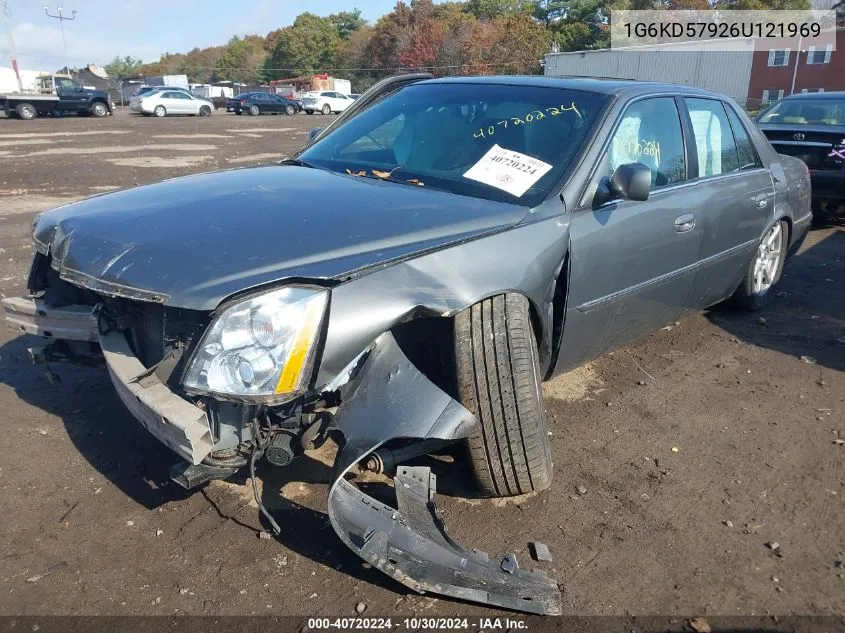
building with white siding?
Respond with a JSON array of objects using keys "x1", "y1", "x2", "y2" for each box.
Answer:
[{"x1": 544, "y1": 39, "x2": 756, "y2": 107}]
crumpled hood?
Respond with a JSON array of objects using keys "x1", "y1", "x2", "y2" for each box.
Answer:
[{"x1": 34, "y1": 165, "x2": 528, "y2": 310}]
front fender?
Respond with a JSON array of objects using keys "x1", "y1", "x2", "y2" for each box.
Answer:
[{"x1": 327, "y1": 331, "x2": 562, "y2": 615}]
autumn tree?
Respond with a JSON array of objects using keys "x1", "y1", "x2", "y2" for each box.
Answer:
[
  {"x1": 464, "y1": 0, "x2": 535, "y2": 18},
  {"x1": 263, "y1": 13, "x2": 346, "y2": 79},
  {"x1": 104, "y1": 56, "x2": 143, "y2": 77},
  {"x1": 329, "y1": 9, "x2": 367, "y2": 39},
  {"x1": 216, "y1": 35, "x2": 267, "y2": 84},
  {"x1": 362, "y1": 2, "x2": 414, "y2": 70}
]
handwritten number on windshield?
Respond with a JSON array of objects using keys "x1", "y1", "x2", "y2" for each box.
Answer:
[{"x1": 473, "y1": 102, "x2": 582, "y2": 140}]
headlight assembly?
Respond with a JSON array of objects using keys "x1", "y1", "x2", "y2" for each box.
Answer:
[{"x1": 183, "y1": 287, "x2": 327, "y2": 402}]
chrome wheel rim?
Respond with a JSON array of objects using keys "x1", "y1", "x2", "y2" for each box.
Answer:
[{"x1": 752, "y1": 223, "x2": 783, "y2": 294}]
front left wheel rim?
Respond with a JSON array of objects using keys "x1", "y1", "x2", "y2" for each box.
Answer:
[{"x1": 752, "y1": 223, "x2": 783, "y2": 294}]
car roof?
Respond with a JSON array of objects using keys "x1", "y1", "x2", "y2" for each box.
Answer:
[
  {"x1": 422, "y1": 75, "x2": 726, "y2": 99},
  {"x1": 780, "y1": 91, "x2": 845, "y2": 100}
]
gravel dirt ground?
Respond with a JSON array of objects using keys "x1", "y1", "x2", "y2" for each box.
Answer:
[{"x1": 0, "y1": 109, "x2": 843, "y2": 619}]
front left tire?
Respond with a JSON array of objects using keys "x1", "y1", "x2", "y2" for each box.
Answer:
[
  {"x1": 199, "y1": 105, "x2": 212, "y2": 117},
  {"x1": 454, "y1": 294, "x2": 554, "y2": 498}
]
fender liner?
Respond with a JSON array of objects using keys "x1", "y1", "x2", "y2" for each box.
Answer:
[{"x1": 327, "y1": 331, "x2": 562, "y2": 615}]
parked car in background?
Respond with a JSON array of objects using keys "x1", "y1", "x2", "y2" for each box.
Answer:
[
  {"x1": 1, "y1": 74, "x2": 113, "y2": 120},
  {"x1": 349, "y1": 94, "x2": 361, "y2": 100},
  {"x1": 756, "y1": 92, "x2": 845, "y2": 219},
  {"x1": 2, "y1": 75, "x2": 812, "y2": 615},
  {"x1": 129, "y1": 89, "x2": 213, "y2": 117},
  {"x1": 230, "y1": 93, "x2": 300, "y2": 116},
  {"x1": 226, "y1": 92, "x2": 256, "y2": 112},
  {"x1": 301, "y1": 90, "x2": 354, "y2": 115},
  {"x1": 135, "y1": 86, "x2": 213, "y2": 107}
]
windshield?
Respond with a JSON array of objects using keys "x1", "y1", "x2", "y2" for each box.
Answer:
[
  {"x1": 758, "y1": 98, "x2": 845, "y2": 126},
  {"x1": 299, "y1": 82, "x2": 609, "y2": 206}
]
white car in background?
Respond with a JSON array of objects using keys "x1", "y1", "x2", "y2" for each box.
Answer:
[
  {"x1": 301, "y1": 91, "x2": 355, "y2": 115},
  {"x1": 130, "y1": 90, "x2": 213, "y2": 117}
]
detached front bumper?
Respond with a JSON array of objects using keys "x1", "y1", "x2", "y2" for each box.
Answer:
[{"x1": 2, "y1": 297, "x2": 214, "y2": 465}]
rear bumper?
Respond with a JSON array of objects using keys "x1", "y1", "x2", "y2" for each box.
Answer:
[
  {"x1": 2, "y1": 297, "x2": 214, "y2": 465},
  {"x1": 810, "y1": 170, "x2": 845, "y2": 202}
]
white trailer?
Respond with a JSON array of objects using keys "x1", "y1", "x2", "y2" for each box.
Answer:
[{"x1": 332, "y1": 78, "x2": 352, "y2": 95}]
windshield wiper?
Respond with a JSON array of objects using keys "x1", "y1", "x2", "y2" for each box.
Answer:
[
  {"x1": 344, "y1": 166, "x2": 425, "y2": 188},
  {"x1": 281, "y1": 157, "x2": 316, "y2": 169}
]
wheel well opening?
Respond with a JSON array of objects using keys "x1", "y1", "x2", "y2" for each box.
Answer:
[
  {"x1": 780, "y1": 216, "x2": 792, "y2": 242},
  {"x1": 543, "y1": 253, "x2": 569, "y2": 380},
  {"x1": 391, "y1": 316, "x2": 458, "y2": 401}
]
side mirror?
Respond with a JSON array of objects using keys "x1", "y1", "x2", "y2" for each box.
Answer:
[
  {"x1": 306, "y1": 128, "x2": 323, "y2": 143},
  {"x1": 608, "y1": 162, "x2": 651, "y2": 202}
]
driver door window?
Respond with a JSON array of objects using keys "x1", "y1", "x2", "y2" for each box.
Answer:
[
  {"x1": 606, "y1": 97, "x2": 686, "y2": 189},
  {"x1": 337, "y1": 115, "x2": 406, "y2": 162}
]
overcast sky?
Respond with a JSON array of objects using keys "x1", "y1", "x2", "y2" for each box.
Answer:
[{"x1": 0, "y1": 0, "x2": 400, "y2": 72}]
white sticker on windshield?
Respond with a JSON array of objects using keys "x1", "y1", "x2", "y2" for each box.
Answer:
[{"x1": 463, "y1": 144, "x2": 553, "y2": 198}]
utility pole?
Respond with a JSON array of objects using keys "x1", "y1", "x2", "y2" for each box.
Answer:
[
  {"x1": 42, "y1": 5, "x2": 77, "y2": 73},
  {"x1": 1, "y1": 0, "x2": 23, "y2": 92},
  {"x1": 789, "y1": 34, "x2": 803, "y2": 96}
]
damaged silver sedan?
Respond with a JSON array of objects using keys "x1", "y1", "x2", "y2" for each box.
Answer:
[{"x1": 3, "y1": 74, "x2": 812, "y2": 614}]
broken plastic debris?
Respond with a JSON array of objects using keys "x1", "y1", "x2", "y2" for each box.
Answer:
[
  {"x1": 501, "y1": 553, "x2": 519, "y2": 574},
  {"x1": 690, "y1": 617, "x2": 712, "y2": 633},
  {"x1": 529, "y1": 542, "x2": 553, "y2": 563}
]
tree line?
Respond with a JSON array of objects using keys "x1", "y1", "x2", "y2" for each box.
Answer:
[{"x1": 106, "y1": 0, "x2": 823, "y2": 90}]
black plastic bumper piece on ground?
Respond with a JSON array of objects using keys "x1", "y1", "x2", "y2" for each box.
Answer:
[
  {"x1": 330, "y1": 466, "x2": 561, "y2": 615},
  {"x1": 169, "y1": 460, "x2": 240, "y2": 490},
  {"x1": 326, "y1": 331, "x2": 562, "y2": 615}
]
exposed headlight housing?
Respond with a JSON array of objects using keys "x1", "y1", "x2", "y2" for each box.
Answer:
[{"x1": 183, "y1": 287, "x2": 327, "y2": 403}]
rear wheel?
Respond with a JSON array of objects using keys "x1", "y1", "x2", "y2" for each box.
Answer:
[
  {"x1": 454, "y1": 294, "x2": 553, "y2": 498},
  {"x1": 154, "y1": 105, "x2": 167, "y2": 117},
  {"x1": 321, "y1": 104, "x2": 331, "y2": 115},
  {"x1": 731, "y1": 220, "x2": 788, "y2": 311},
  {"x1": 250, "y1": 104, "x2": 260, "y2": 116},
  {"x1": 16, "y1": 103, "x2": 37, "y2": 120},
  {"x1": 90, "y1": 101, "x2": 108, "y2": 117}
]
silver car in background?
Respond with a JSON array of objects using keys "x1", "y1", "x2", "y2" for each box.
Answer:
[{"x1": 130, "y1": 89, "x2": 214, "y2": 117}]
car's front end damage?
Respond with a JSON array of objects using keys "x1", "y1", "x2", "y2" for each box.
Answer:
[{"x1": 3, "y1": 167, "x2": 570, "y2": 614}]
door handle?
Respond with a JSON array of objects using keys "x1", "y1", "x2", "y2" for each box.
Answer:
[{"x1": 675, "y1": 214, "x2": 695, "y2": 233}]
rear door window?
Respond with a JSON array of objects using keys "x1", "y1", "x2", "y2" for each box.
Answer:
[
  {"x1": 685, "y1": 98, "x2": 740, "y2": 177},
  {"x1": 724, "y1": 105, "x2": 762, "y2": 170}
]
